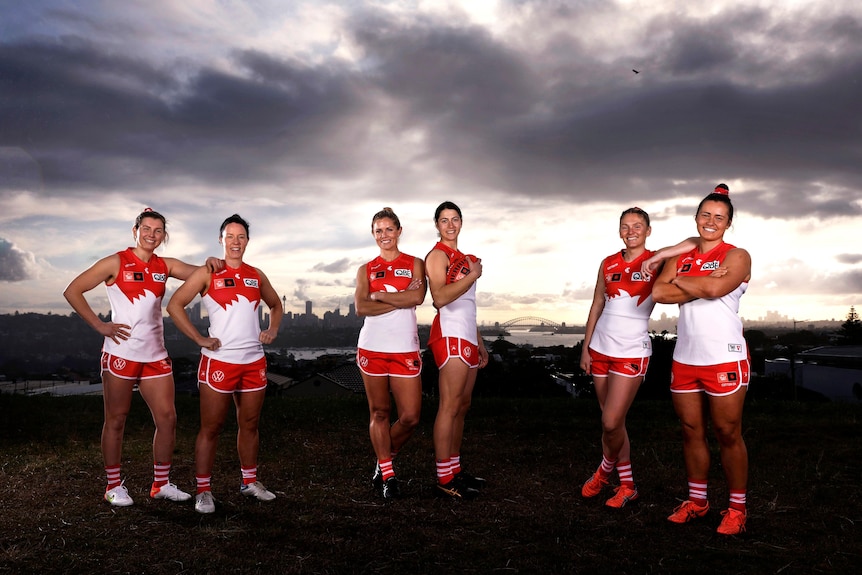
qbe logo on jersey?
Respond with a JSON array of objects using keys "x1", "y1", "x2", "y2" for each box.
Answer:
[
  {"x1": 394, "y1": 269, "x2": 412, "y2": 278},
  {"x1": 152, "y1": 273, "x2": 167, "y2": 283},
  {"x1": 244, "y1": 278, "x2": 259, "y2": 288},
  {"x1": 701, "y1": 260, "x2": 721, "y2": 272}
]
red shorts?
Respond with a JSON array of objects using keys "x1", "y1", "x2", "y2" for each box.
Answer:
[
  {"x1": 429, "y1": 337, "x2": 479, "y2": 369},
  {"x1": 588, "y1": 349, "x2": 649, "y2": 378},
  {"x1": 101, "y1": 352, "x2": 172, "y2": 380},
  {"x1": 356, "y1": 349, "x2": 422, "y2": 377},
  {"x1": 198, "y1": 355, "x2": 268, "y2": 394},
  {"x1": 671, "y1": 359, "x2": 750, "y2": 396}
]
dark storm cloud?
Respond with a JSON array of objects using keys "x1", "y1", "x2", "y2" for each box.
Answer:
[
  {"x1": 347, "y1": 6, "x2": 862, "y2": 218},
  {"x1": 0, "y1": 38, "x2": 369, "y2": 193},
  {"x1": 0, "y1": 238, "x2": 38, "y2": 281},
  {"x1": 2, "y1": 4, "x2": 861, "y2": 223}
]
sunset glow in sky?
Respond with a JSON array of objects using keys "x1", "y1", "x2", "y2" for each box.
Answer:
[{"x1": 1, "y1": 1, "x2": 860, "y2": 326}]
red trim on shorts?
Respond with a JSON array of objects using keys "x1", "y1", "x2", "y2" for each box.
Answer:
[
  {"x1": 100, "y1": 352, "x2": 172, "y2": 380},
  {"x1": 670, "y1": 359, "x2": 750, "y2": 396},
  {"x1": 429, "y1": 337, "x2": 479, "y2": 369},
  {"x1": 587, "y1": 348, "x2": 649, "y2": 378},
  {"x1": 198, "y1": 355, "x2": 268, "y2": 394},
  {"x1": 356, "y1": 349, "x2": 422, "y2": 378}
]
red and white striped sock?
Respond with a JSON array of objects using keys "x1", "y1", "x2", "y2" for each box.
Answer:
[
  {"x1": 436, "y1": 458, "x2": 453, "y2": 485},
  {"x1": 105, "y1": 465, "x2": 121, "y2": 490},
  {"x1": 688, "y1": 479, "x2": 708, "y2": 506},
  {"x1": 598, "y1": 454, "x2": 616, "y2": 478},
  {"x1": 241, "y1": 466, "x2": 257, "y2": 485},
  {"x1": 729, "y1": 490, "x2": 746, "y2": 512},
  {"x1": 379, "y1": 458, "x2": 395, "y2": 481},
  {"x1": 153, "y1": 461, "x2": 170, "y2": 488},
  {"x1": 196, "y1": 474, "x2": 212, "y2": 495},
  {"x1": 617, "y1": 460, "x2": 634, "y2": 487},
  {"x1": 450, "y1": 454, "x2": 462, "y2": 475}
]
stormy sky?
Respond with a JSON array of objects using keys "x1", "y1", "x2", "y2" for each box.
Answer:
[{"x1": 1, "y1": 0, "x2": 860, "y2": 326}]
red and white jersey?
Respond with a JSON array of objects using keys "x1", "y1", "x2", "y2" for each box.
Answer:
[
  {"x1": 589, "y1": 250, "x2": 657, "y2": 358},
  {"x1": 103, "y1": 248, "x2": 169, "y2": 362},
  {"x1": 674, "y1": 242, "x2": 748, "y2": 365},
  {"x1": 428, "y1": 242, "x2": 478, "y2": 346},
  {"x1": 201, "y1": 263, "x2": 264, "y2": 365},
  {"x1": 357, "y1": 253, "x2": 420, "y2": 353}
]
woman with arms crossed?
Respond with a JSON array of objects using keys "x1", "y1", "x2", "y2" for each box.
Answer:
[
  {"x1": 580, "y1": 207, "x2": 696, "y2": 508},
  {"x1": 652, "y1": 184, "x2": 751, "y2": 535},
  {"x1": 425, "y1": 201, "x2": 489, "y2": 500},
  {"x1": 355, "y1": 207, "x2": 426, "y2": 500},
  {"x1": 167, "y1": 214, "x2": 283, "y2": 514},
  {"x1": 63, "y1": 208, "x2": 220, "y2": 506}
]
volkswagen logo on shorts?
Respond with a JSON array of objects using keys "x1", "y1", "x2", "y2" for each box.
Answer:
[
  {"x1": 212, "y1": 370, "x2": 226, "y2": 383},
  {"x1": 113, "y1": 358, "x2": 127, "y2": 370}
]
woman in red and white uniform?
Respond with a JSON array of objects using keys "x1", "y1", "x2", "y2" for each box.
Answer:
[
  {"x1": 64, "y1": 208, "x2": 220, "y2": 507},
  {"x1": 425, "y1": 201, "x2": 489, "y2": 499},
  {"x1": 653, "y1": 184, "x2": 751, "y2": 535},
  {"x1": 354, "y1": 207, "x2": 426, "y2": 500},
  {"x1": 580, "y1": 208, "x2": 696, "y2": 509},
  {"x1": 167, "y1": 214, "x2": 283, "y2": 514}
]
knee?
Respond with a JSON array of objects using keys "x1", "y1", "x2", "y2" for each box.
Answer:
[
  {"x1": 397, "y1": 411, "x2": 420, "y2": 430},
  {"x1": 369, "y1": 406, "x2": 391, "y2": 423},
  {"x1": 601, "y1": 414, "x2": 624, "y2": 434}
]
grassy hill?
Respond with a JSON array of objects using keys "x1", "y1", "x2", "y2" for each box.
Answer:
[{"x1": 1, "y1": 393, "x2": 859, "y2": 574}]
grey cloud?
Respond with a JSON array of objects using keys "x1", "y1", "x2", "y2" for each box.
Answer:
[
  {"x1": 0, "y1": 238, "x2": 39, "y2": 281},
  {"x1": 312, "y1": 258, "x2": 352, "y2": 274},
  {"x1": 3, "y1": 4, "x2": 862, "y2": 223},
  {"x1": 836, "y1": 253, "x2": 862, "y2": 264}
]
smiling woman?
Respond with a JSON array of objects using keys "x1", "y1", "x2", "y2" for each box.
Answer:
[
  {"x1": 62, "y1": 208, "x2": 218, "y2": 508},
  {"x1": 166, "y1": 213, "x2": 284, "y2": 515},
  {"x1": 653, "y1": 184, "x2": 753, "y2": 536}
]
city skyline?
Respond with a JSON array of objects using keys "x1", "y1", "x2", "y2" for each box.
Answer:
[{"x1": 1, "y1": 1, "x2": 860, "y2": 326}]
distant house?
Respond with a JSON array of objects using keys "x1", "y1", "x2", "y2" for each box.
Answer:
[
  {"x1": 281, "y1": 362, "x2": 365, "y2": 396},
  {"x1": 795, "y1": 346, "x2": 862, "y2": 402}
]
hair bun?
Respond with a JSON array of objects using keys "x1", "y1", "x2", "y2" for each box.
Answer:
[{"x1": 714, "y1": 183, "x2": 730, "y2": 195}]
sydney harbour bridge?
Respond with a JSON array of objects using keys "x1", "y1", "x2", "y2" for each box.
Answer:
[{"x1": 479, "y1": 316, "x2": 582, "y2": 335}]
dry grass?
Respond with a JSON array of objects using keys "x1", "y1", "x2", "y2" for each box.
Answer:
[{"x1": 1, "y1": 393, "x2": 860, "y2": 574}]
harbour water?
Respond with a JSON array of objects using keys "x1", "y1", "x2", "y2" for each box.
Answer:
[{"x1": 274, "y1": 331, "x2": 584, "y2": 361}]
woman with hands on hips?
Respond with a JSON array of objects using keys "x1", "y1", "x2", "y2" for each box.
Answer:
[
  {"x1": 167, "y1": 214, "x2": 283, "y2": 515},
  {"x1": 63, "y1": 208, "x2": 222, "y2": 507}
]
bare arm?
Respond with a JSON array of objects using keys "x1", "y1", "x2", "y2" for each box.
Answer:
[
  {"x1": 642, "y1": 237, "x2": 699, "y2": 275},
  {"x1": 670, "y1": 248, "x2": 751, "y2": 300},
  {"x1": 163, "y1": 257, "x2": 225, "y2": 282},
  {"x1": 62, "y1": 254, "x2": 130, "y2": 344},
  {"x1": 579, "y1": 264, "x2": 607, "y2": 374},
  {"x1": 256, "y1": 268, "x2": 283, "y2": 345},
  {"x1": 426, "y1": 249, "x2": 482, "y2": 309},
  {"x1": 166, "y1": 266, "x2": 220, "y2": 351}
]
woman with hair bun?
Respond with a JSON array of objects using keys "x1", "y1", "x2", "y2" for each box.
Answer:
[
  {"x1": 354, "y1": 207, "x2": 426, "y2": 500},
  {"x1": 653, "y1": 183, "x2": 752, "y2": 535}
]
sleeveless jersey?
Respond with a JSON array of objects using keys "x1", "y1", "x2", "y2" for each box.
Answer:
[
  {"x1": 428, "y1": 242, "x2": 478, "y2": 346},
  {"x1": 201, "y1": 263, "x2": 264, "y2": 364},
  {"x1": 103, "y1": 248, "x2": 169, "y2": 362},
  {"x1": 589, "y1": 249, "x2": 657, "y2": 358},
  {"x1": 673, "y1": 242, "x2": 748, "y2": 365},
  {"x1": 357, "y1": 252, "x2": 421, "y2": 353}
]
